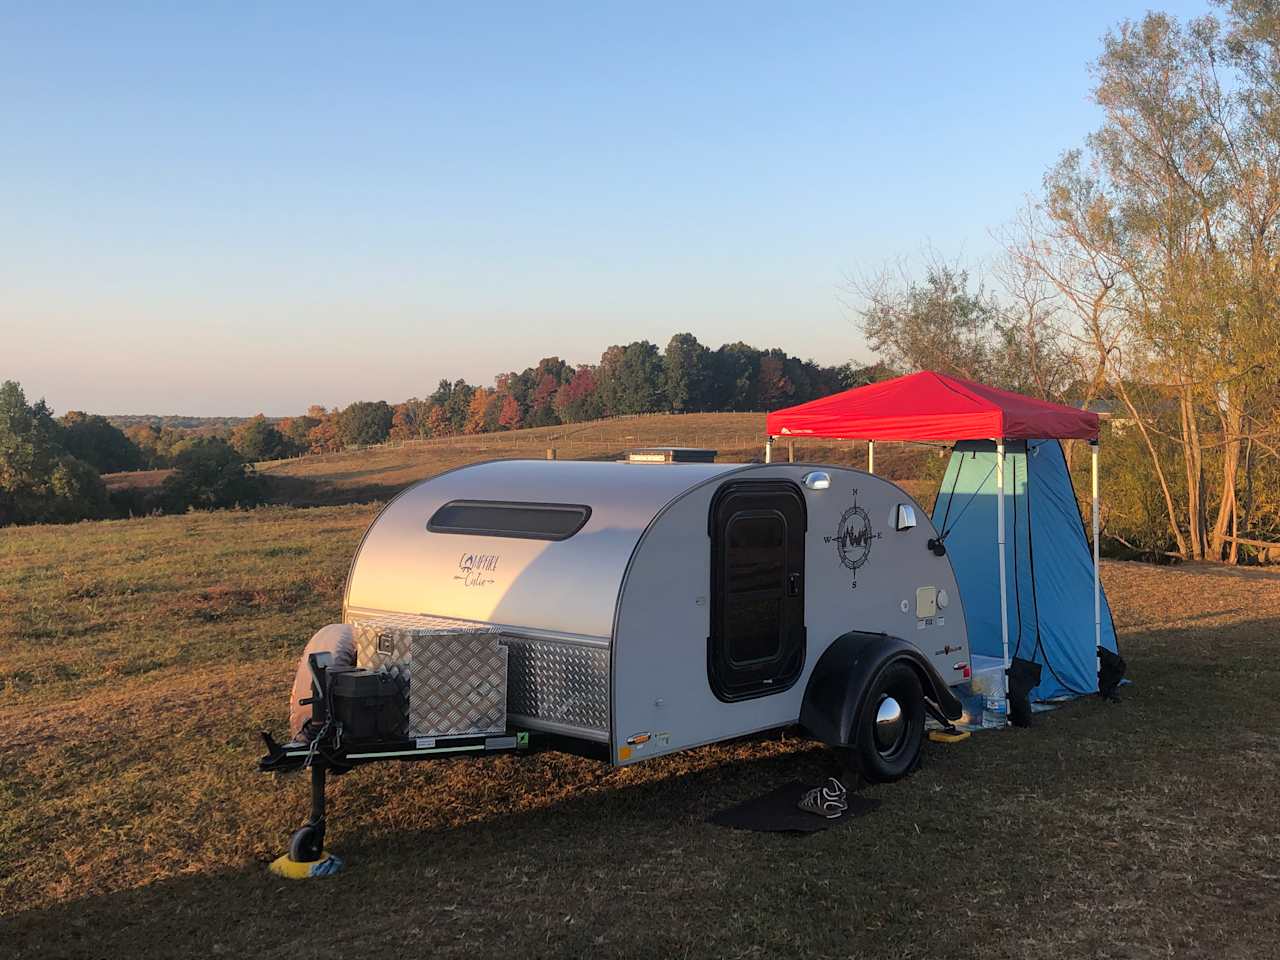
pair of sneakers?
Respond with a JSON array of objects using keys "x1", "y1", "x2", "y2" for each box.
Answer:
[{"x1": 797, "y1": 776, "x2": 848, "y2": 819}]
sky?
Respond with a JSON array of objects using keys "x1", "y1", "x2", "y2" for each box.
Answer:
[{"x1": 2, "y1": 1, "x2": 1213, "y2": 417}]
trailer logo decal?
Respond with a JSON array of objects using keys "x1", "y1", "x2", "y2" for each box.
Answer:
[
  {"x1": 825, "y1": 490, "x2": 882, "y2": 589},
  {"x1": 454, "y1": 552, "x2": 499, "y2": 588}
]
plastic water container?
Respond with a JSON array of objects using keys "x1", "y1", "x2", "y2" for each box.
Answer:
[
  {"x1": 969, "y1": 658, "x2": 1008, "y2": 728},
  {"x1": 981, "y1": 696, "x2": 1008, "y2": 728}
]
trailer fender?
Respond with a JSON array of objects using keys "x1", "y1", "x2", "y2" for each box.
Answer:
[{"x1": 799, "y1": 631, "x2": 963, "y2": 747}]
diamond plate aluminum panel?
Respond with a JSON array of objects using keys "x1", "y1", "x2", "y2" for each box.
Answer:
[
  {"x1": 348, "y1": 612, "x2": 611, "y2": 738},
  {"x1": 502, "y1": 637, "x2": 610, "y2": 733},
  {"x1": 408, "y1": 633, "x2": 507, "y2": 737},
  {"x1": 351, "y1": 619, "x2": 507, "y2": 738},
  {"x1": 354, "y1": 622, "x2": 412, "y2": 686}
]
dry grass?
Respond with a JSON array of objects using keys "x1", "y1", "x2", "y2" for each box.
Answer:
[
  {"x1": 256, "y1": 412, "x2": 937, "y2": 505},
  {"x1": 3, "y1": 499, "x2": 1278, "y2": 957}
]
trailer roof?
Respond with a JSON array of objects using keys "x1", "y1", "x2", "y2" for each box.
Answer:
[{"x1": 344, "y1": 459, "x2": 745, "y2": 638}]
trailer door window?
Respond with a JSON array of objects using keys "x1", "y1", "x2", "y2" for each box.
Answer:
[{"x1": 709, "y1": 480, "x2": 806, "y2": 701}]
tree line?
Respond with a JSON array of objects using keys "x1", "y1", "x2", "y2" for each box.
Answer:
[
  {"x1": 2, "y1": 335, "x2": 872, "y2": 525},
  {"x1": 0, "y1": 381, "x2": 263, "y2": 525},
  {"x1": 120, "y1": 335, "x2": 872, "y2": 464}
]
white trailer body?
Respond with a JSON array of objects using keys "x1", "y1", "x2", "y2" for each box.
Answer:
[{"x1": 342, "y1": 459, "x2": 970, "y2": 766}]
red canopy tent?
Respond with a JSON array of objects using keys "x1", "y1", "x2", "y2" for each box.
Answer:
[
  {"x1": 764, "y1": 370, "x2": 1099, "y2": 442},
  {"x1": 764, "y1": 371, "x2": 1103, "y2": 720}
]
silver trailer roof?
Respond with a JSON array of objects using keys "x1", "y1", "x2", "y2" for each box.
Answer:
[{"x1": 344, "y1": 459, "x2": 744, "y2": 639}]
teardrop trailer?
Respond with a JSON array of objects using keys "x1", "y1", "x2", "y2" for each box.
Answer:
[
  {"x1": 259, "y1": 373, "x2": 1124, "y2": 874},
  {"x1": 260, "y1": 455, "x2": 973, "y2": 872}
]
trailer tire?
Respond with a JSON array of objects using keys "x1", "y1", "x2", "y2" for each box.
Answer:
[{"x1": 852, "y1": 661, "x2": 924, "y2": 783}]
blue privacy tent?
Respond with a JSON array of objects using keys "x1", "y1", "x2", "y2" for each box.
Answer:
[
  {"x1": 932, "y1": 439, "x2": 1119, "y2": 700},
  {"x1": 766, "y1": 371, "x2": 1118, "y2": 710}
]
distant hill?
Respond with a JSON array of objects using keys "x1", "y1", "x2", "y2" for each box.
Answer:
[{"x1": 254, "y1": 411, "x2": 935, "y2": 507}]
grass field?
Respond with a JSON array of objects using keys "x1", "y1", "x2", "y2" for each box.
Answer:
[
  {"x1": 3, "y1": 470, "x2": 1279, "y2": 957},
  {"x1": 255, "y1": 412, "x2": 938, "y2": 505},
  {"x1": 102, "y1": 412, "x2": 938, "y2": 509}
]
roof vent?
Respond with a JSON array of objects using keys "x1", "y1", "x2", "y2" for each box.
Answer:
[{"x1": 625, "y1": 447, "x2": 717, "y2": 464}]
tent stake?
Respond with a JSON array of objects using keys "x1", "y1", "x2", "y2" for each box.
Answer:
[
  {"x1": 1091, "y1": 438, "x2": 1101, "y2": 686},
  {"x1": 996, "y1": 438, "x2": 1010, "y2": 723}
]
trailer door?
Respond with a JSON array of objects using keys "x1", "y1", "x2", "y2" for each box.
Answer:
[{"x1": 708, "y1": 480, "x2": 806, "y2": 701}]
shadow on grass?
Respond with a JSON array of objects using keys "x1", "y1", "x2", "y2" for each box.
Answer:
[
  {"x1": 263, "y1": 474, "x2": 400, "y2": 508},
  {"x1": 10, "y1": 613, "x2": 1280, "y2": 959},
  {"x1": 7, "y1": 741, "x2": 843, "y2": 959}
]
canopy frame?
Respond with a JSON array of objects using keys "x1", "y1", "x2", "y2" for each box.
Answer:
[{"x1": 764, "y1": 370, "x2": 1105, "y2": 725}]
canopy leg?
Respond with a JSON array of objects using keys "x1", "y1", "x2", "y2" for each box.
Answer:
[
  {"x1": 1092, "y1": 439, "x2": 1101, "y2": 687},
  {"x1": 996, "y1": 439, "x2": 1010, "y2": 724},
  {"x1": 764, "y1": 436, "x2": 773, "y2": 464},
  {"x1": 867, "y1": 440, "x2": 875, "y2": 474}
]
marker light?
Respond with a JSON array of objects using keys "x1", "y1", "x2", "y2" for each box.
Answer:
[{"x1": 802, "y1": 471, "x2": 832, "y2": 490}]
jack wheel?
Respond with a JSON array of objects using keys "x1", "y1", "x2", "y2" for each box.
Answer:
[{"x1": 289, "y1": 824, "x2": 325, "y2": 863}]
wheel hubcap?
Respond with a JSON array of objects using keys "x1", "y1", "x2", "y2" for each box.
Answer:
[{"x1": 874, "y1": 695, "x2": 904, "y2": 753}]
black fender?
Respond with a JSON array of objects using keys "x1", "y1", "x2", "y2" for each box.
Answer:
[{"x1": 799, "y1": 631, "x2": 963, "y2": 747}]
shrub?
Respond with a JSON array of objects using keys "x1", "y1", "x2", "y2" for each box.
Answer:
[
  {"x1": 336, "y1": 401, "x2": 393, "y2": 447},
  {"x1": 162, "y1": 438, "x2": 264, "y2": 512},
  {"x1": 0, "y1": 381, "x2": 108, "y2": 526},
  {"x1": 58, "y1": 411, "x2": 146, "y2": 473},
  {"x1": 229, "y1": 414, "x2": 287, "y2": 461}
]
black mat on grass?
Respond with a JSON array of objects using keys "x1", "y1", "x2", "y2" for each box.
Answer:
[{"x1": 708, "y1": 780, "x2": 881, "y2": 833}]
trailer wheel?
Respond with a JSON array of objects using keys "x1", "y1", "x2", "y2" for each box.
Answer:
[
  {"x1": 852, "y1": 661, "x2": 924, "y2": 783},
  {"x1": 288, "y1": 824, "x2": 325, "y2": 863}
]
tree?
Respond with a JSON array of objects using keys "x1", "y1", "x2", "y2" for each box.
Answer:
[
  {"x1": 229, "y1": 414, "x2": 286, "y2": 461},
  {"x1": 663, "y1": 333, "x2": 712, "y2": 413},
  {"x1": 161, "y1": 438, "x2": 264, "y2": 512},
  {"x1": 124, "y1": 423, "x2": 165, "y2": 467},
  {"x1": 58, "y1": 411, "x2": 145, "y2": 473},
  {"x1": 336, "y1": 401, "x2": 393, "y2": 447},
  {"x1": 596, "y1": 341, "x2": 664, "y2": 415},
  {"x1": 497, "y1": 393, "x2": 522, "y2": 430},
  {"x1": 554, "y1": 365, "x2": 602, "y2": 422},
  {"x1": 423, "y1": 404, "x2": 451, "y2": 437},
  {"x1": 0, "y1": 381, "x2": 107, "y2": 526},
  {"x1": 429, "y1": 379, "x2": 454, "y2": 407},
  {"x1": 306, "y1": 412, "x2": 341, "y2": 453},
  {"x1": 465, "y1": 389, "x2": 497, "y2": 434},
  {"x1": 389, "y1": 399, "x2": 436, "y2": 441},
  {"x1": 709, "y1": 342, "x2": 761, "y2": 410},
  {"x1": 854, "y1": 257, "x2": 1001, "y2": 382},
  {"x1": 526, "y1": 373, "x2": 562, "y2": 427},
  {"x1": 755, "y1": 350, "x2": 795, "y2": 408},
  {"x1": 442, "y1": 381, "x2": 475, "y2": 434},
  {"x1": 278, "y1": 415, "x2": 319, "y2": 455},
  {"x1": 1009, "y1": 6, "x2": 1280, "y2": 561}
]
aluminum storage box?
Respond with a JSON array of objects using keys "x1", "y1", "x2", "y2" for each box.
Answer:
[{"x1": 353, "y1": 618, "x2": 507, "y2": 738}]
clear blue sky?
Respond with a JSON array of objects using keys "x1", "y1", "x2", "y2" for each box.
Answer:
[{"x1": 2, "y1": 1, "x2": 1211, "y2": 416}]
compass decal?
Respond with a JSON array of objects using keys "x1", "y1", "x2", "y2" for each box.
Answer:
[{"x1": 824, "y1": 489, "x2": 883, "y2": 588}]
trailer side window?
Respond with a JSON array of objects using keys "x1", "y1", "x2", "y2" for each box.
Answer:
[
  {"x1": 427, "y1": 500, "x2": 591, "y2": 541},
  {"x1": 709, "y1": 480, "x2": 806, "y2": 701}
]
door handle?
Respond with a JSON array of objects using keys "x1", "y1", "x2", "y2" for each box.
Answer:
[{"x1": 787, "y1": 573, "x2": 801, "y2": 597}]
